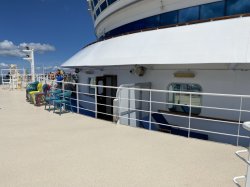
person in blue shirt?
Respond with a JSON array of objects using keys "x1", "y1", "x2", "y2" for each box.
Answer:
[{"x1": 55, "y1": 69, "x2": 64, "y2": 88}]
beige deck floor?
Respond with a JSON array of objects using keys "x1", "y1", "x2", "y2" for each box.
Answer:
[{"x1": 0, "y1": 88, "x2": 247, "y2": 187}]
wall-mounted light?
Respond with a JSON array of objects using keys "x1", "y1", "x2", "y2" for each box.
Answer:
[
  {"x1": 130, "y1": 65, "x2": 146, "y2": 77},
  {"x1": 174, "y1": 71, "x2": 195, "y2": 78}
]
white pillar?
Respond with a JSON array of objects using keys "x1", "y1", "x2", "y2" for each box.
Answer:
[{"x1": 31, "y1": 50, "x2": 35, "y2": 82}]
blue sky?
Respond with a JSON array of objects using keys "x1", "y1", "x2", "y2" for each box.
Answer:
[{"x1": 0, "y1": 0, "x2": 96, "y2": 72}]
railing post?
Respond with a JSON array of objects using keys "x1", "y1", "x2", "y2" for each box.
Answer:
[
  {"x1": 237, "y1": 96, "x2": 243, "y2": 146},
  {"x1": 188, "y1": 93, "x2": 192, "y2": 138},
  {"x1": 128, "y1": 88, "x2": 131, "y2": 125},
  {"x1": 61, "y1": 81, "x2": 64, "y2": 92},
  {"x1": 76, "y1": 84, "x2": 79, "y2": 114},
  {"x1": 149, "y1": 90, "x2": 152, "y2": 130},
  {"x1": 62, "y1": 81, "x2": 65, "y2": 110},
  {"x1": 11, "y1": 75, "x2": 14, "y2": 90},
  {"x1": 234, "y1": 122, "x2": 250, "y2": 187},
  {"x1": 95, "y1": 85, "x2": 98, "y2": 119},
  {"x1": 62, "y1": 81, "x2": 65, "y2": 92},
  {"x1": 1, "y1": 73, "x2": 3, "y2": 85}
]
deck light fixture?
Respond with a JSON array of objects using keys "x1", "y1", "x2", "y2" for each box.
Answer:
[
  {"x1": 130, "y1": 65, "x2": 146, "y2": 76},
  {"x1": 22, "y1": 46, "x2": 35, "y2": 82}
]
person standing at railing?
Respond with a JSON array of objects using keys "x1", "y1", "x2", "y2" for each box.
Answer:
[{"x1": 55, "y1": 69, "x2": 64, "y2": 89}]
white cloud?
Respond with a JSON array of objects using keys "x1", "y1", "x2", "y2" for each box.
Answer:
[
  {"x1": 53, "y1": 66, "x2": 60, "y2": 70},
  {"x1": 0, "y1": 62, "x2": 9, "y2": 67},
  {"x1": 44, "y1": 66, "x2": 53, "y2": 69},
  {"x1": 0, "y1": 40, "x2": 24, "y2": 57},
  {"x1": 0, "y1": 49, "x2": 24, "y2": 57},
  {"x1": 0, "y1": 40, "x2": 56, "y2": 57},
  {"x1": 20, "y1": 42, "x2": 55, "y2": 53},
  {"x1": 0, "y1": 40, "x2": 15, "y2": 50}
]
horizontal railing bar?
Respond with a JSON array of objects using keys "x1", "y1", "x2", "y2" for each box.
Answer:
[
  {"x1": 148, "y1": 120, "x2": 189, "y2": 131},
  {"x1": 191, "y1": 128, "x2": 249, "y2": 139},
  {"x1": 65, "y1": 102, "x2": 250, "y2": 139},
  {"x1": 78, "y1": 92, "x2": 96, "y2": 97},
  {"x1": 120, "y1": 110, "x2": 137, "y2": 116},
  {"x1": 65, "y1": 100, "x2": 246, "y2": 137},
  {"x1": 61, "y1": 81, "x2": 250, "y2": 99},
  {"x1": 151, "y1": 110, "x2": 191, "y2": 119},
  {"x1": 67, "y1": 96, "x2": 247, "y2": 124},
  {"x1": 77, "y1": 99, "x2": 96, "y2": 105},
  {"x1": 190, "y1": 115, "x2": 242, "y2": 125},
  {"x1": 61, "y1": 89, "x2": 249, "y2": 114},
  {"x1": 76, "y1": 98, "x2": 150, "y2": 114},
  {"x1": 70, "y1": 97, "x2": 243, "y2": 126},
  {"x1": 78, "y1": 106, "x2": 96, "y2": 114},
  {"x1": 191, "y1": 104, "x2": 249, "y2": 113}
]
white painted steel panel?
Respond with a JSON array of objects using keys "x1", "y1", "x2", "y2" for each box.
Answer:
[{"x1": 62, "y1": 17, "x2": 250, "y2": 67}]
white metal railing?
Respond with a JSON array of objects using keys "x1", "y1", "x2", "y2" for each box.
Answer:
[
  {"x1": 3, "y1": 76, "x2": 249, "y2": 146},
  {"x1": 0, "y1": 73, "x2": 50, "y2": 89},
  {"x1": 233, "y1": 149, "x2": 249, "y2": 186},
  {"x1": 45, "y1": 81, "x2": 250, "y2": 146}
]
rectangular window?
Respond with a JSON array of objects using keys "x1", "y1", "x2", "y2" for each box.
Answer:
[
  {"x1": 200, "y1": 1, "x2": 225, "y2": 19},
  {"x1": 226, "y1": 0, "x2": 250, "y2": 15},
  {"x1": 100, "y1": 1, "x2": 107, "y2": 12},
  {"x1": 159, "y1": 11, "x2": 178, "y2": 26},
  {"x1": 107, "y1": 0, "x2": 117, "y2": 5},
  {"x1": 168, "y1": 83, "x2": 202, "y2": 115},
  {"x1": 124, "y1": 21, "x2": 143, "y2": 33},
  {"x1": 96, "y1": 8, "x2": 101, "y2": 17},
  {"x1": 93, "y1": 0, "x2": 98, "y2": 7},
  {"x1": 178, "y1": 6, "x2": 200, "y2": 23},
  {"x1": 141, "y1": 15, "x2": 160, "y2": 29},
  {"x1": 91, "y1": 1, "x2": 95, "y2": 11}
]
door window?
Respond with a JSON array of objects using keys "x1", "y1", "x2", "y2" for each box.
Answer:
[{"x1": 97, "y1": 80, "x2": 104, "y2": 95}]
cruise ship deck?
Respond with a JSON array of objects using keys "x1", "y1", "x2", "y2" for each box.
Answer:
[{"x1": 0, "y1": 87, "x2": 246, "y2": 187}]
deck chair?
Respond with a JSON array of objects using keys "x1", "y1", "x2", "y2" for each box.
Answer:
[
  {"x1": 33, "y1": 84, "x2": 51, "y2": 106},
  {"x1": 28, "y1": 82, "x2": 43, "y2": 103},
  {"x1": 26, "y1": 81, "x2": 39, "y2": 100},
  {"x1": 53, "y1": 90, "x2": 72, "y2": 115},
  {"x1": 44, "y1": 89, "x2": 62, "y2": 111}
]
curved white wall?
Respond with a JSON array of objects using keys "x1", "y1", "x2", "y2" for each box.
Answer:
[
  {"x1": 92, "y1": 0, "x2": 222, "y2": 38},
  {"x1": 62, "y1": 17, "x2": 250, "y2": 67}
]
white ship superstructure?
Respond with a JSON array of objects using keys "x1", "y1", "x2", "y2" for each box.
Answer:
[{"x1": 62, "y1": 0, "x2": 250, "y2": 146}]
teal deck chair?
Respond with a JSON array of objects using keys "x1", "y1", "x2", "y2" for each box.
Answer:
[
  {"x1": 53, "y1": 90, "x2": 72, "y2": 115},
  {"x1": 44, "y1": 89, "x2": 62, "y2": 112}
]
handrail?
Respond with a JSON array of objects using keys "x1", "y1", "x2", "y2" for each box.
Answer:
[
  {"x1": 3, "y1": 78, "x2": 250, "y2": 146},
  {"x1": 234, "y1": 149, "x2": 249, "y2": 186},
  {"x1": 0, "y1": 73, "x2": 50, "y2": 88},
  {"x1": 61, "y1": 81, "x2": 250, "y2": 98},
  {"x1": 235, "y1": 150, "x2": 250, "y2": 165},
  {"x1": 54, "y1": 80, "x2": 250, "y2": 143},
  {"x1": 233, "y1": 176, "x2": 246, "y2": 187}
]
